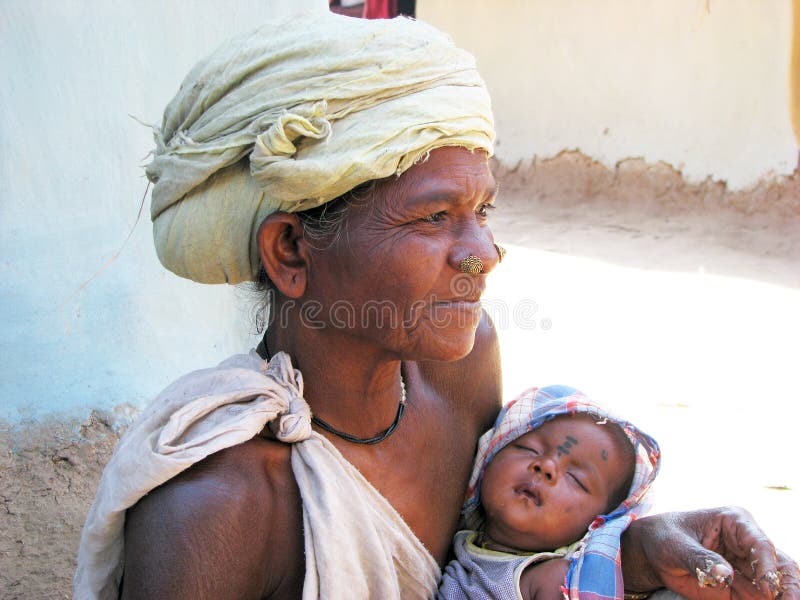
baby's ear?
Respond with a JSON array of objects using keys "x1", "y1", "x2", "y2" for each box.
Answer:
[{"x1": 256, "y1": 213, "x2": 308, "y2": 299}]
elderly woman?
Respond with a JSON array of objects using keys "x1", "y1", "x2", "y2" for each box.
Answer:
[{"x1": 75, "y1": 12, "x2": 797, "y2": 600}]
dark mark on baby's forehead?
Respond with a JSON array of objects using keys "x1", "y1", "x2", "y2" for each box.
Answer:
[{"x1": 556, "y1": 435, "x2": 579, "y2": 457}]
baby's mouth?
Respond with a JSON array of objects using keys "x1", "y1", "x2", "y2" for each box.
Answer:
[{"x1": 516, "y1": 484, "x2": 541, "y2": 506}]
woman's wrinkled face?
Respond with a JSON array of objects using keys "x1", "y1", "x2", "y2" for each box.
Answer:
[{"x1": 303, "y1": 146, "x2": 499, "y2": 362}]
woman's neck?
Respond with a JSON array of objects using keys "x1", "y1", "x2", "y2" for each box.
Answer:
[{"x1": 263, "y1": 324, "x2": 406, "y2": 440}]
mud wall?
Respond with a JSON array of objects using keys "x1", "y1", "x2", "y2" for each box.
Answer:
[
  {"x1": 493, "y1": 151, "x2": 800, "y2": 218},
  {"x1": 1, "y1": 415, "x2": 124, "y2": 598}
]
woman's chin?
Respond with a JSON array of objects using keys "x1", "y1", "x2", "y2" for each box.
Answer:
[{"x1": 407, "y1": 328, "x2": 479, "y2": 363}]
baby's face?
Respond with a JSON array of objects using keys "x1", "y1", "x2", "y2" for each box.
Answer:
[{"x1": 480, "y1": 414, "x2": 631, "y2": 553}]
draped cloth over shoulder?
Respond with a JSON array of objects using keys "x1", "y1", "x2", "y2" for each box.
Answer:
[
  {"x1": 74, "y1": 352, "x2": 440, "y2": 599},
  {"x1": 146, "y1": 12, "x2": 495, "y2": 284}
]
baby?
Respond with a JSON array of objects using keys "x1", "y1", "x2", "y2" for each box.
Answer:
[{"x1": 438, "y1": 385, "x2": 660, "y2": 600}]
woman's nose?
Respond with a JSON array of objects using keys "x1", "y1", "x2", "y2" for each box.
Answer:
[
  {"x1": 530, "y1": 457, "x2": 558, "y2": 484},
  {"x1": 448, "y1": 223, "x2": 500, "y2": 276}
]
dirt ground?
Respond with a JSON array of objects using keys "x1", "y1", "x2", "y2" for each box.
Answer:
[
  {"x1": 1, "y1": 153, "x2": 798, "y2": 598},
  {"x1": 0, "y1": 412, "x2": 125, "y2": 599}
]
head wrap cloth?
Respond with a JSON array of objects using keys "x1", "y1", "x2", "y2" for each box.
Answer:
[
  {"x1": 464, "y1": 385, "x2": 661, "y2": 600},
  {"x1": 146, "y1": 13, "x2": 495, "y2": 284}
]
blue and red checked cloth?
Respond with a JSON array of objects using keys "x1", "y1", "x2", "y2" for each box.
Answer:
[{"x1": 462, "y1": 385, "x2": 661, "y2": 600}]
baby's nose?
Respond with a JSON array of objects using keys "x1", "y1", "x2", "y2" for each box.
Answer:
[{"x1": 531, "y1": 457, "x2": 558, "y2": 483}]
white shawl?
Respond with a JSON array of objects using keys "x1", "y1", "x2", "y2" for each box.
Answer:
[{"x1": 74, "y1": 351, "x2": 440, "y2": 599}]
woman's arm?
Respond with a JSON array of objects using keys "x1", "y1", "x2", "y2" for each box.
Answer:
[
  {"x1": 121, "y1": 437, "x2": 304, "y2": 599},
  {"x1": 621, "y1": 508, "x2": 799, "y2": 600}
]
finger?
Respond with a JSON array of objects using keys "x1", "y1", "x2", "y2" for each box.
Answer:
[
  {"x1": 724, "y1": 544, "x2": 779, "y2": 600},
  {"x1": 691, "y1": 552, "x2": 735, "y2": 591},
  {"x1": 660, "y1": 539, "x2": 735, "y2": 598},
  {"x1": 750, "y1": 545, "x2": 781, "y2": 600},
  {"x1": 679, "y1": 578, "x2": 734, "y2": 600},
  {"x1": 652, "y1": 519, "x2": 734, "y2": 597},
  {"x1": 711, "y1": 510, "x2": 781, "y2": 599},
  {"x1": 776, "y1": 550, "x2": 800, "y2": 600},
  {"x1": 729, "y1": 569, "x2": 776, "y2": 600}
]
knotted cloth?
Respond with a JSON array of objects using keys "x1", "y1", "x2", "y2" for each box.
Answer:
[
  {"x1": 74, "y1": 351, "x2": 440, "y2": 599},
  {"x1": 146, "y1": 12, "x2": 495, "y2": 284},
  {"x1": 461, "y1": 385, "x2": 661, "y2": 600}
]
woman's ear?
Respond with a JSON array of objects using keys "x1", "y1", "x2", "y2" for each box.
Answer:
[{"x1": 256, "y1": 213, "x2": 308, "y2": 299}]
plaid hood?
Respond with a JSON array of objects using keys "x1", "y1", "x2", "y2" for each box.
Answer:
[{"x1": 463, "y1": 385, "x2": 661, "y2": 600}]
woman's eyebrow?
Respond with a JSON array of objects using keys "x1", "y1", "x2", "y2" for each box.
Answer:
[{"x1": 405, "y1": 181, "x2": 499, "y2": 208}]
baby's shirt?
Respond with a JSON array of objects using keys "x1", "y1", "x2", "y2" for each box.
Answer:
[{"x1": 437, "y1": 530, "x2": 579, "y2": 600}]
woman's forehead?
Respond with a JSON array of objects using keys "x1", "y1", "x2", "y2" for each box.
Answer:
[{"x1": 386, "y1": 146, "x2": 496, "y2": 206}]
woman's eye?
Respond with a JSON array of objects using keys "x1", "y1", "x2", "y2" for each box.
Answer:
[
  {"x1": 568, "y1": 472, "x2": 589, "y2": 493},
  {"x1": 421, "y1": 211, "x2": 446, "y2": 224},
  {"x1": 477, "y1": 203, "x2": 496, "y2": 217}
]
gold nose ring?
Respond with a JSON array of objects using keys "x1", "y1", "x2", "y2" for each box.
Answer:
[
  {"x1": 459, "y1": 255, "x2": 483, "y2": 276},
  {"x1": 494, "y1": 243, "x2": 507, "y2": 262}
]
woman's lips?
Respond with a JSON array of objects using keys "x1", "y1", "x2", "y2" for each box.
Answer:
[{"x1": 436, "y1": 300, "x2": 482, "y2": 309}]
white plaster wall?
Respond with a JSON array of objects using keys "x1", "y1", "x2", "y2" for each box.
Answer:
[
  {"x1": 418, "y1": 0, "x2": 798, "y2": 189},
  {"x1": 0, "y1": 0, "x2": 326, "y2": 422},
  {"x1": 2, "y1": 1, "x2": 794, "y2": 422}
]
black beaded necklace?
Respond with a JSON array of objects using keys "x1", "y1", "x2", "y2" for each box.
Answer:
[
  {"x1": 311, "y1": 376, "x2": 406, "y2": 445},
  {"x1": 258, "y1": 334, "x2": 407, "y2": 445}
]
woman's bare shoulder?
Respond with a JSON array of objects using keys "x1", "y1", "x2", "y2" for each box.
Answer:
[{"x1": 121, "y1": 436, "x2": 304, "y2": 599}]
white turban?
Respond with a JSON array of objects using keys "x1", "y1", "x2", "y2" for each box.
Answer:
[{"x1": 146, "y1": 12, "x2": 495, "y2": 284}]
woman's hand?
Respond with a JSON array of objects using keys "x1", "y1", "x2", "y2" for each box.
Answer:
[{"x1": 621, "y1": 508, "x2": 798, "y2": 600}]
